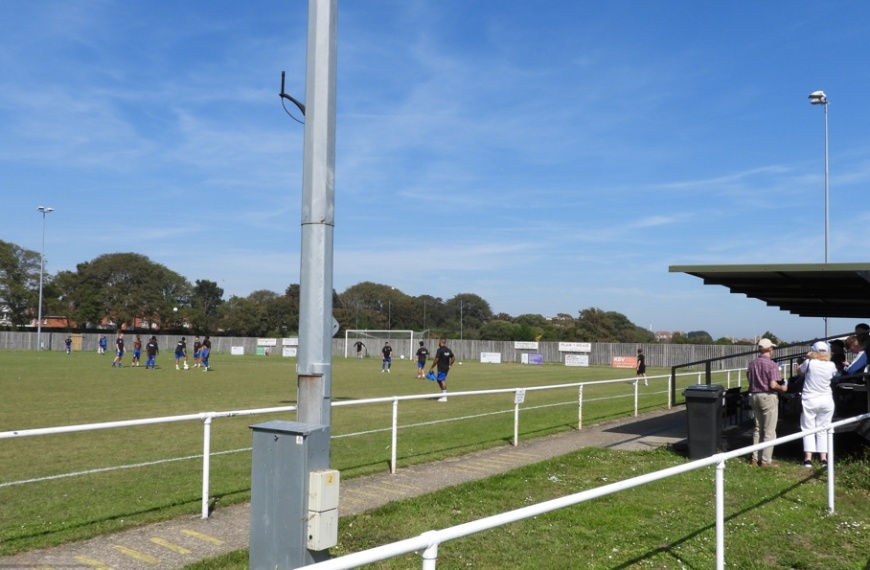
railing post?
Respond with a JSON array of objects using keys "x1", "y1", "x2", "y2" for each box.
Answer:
[
  {"x1": 633, "y1": 379, "x2": 639, "y2": 417},
  {"x1": 715, "y1": 459, "x2": 726, "y2": 570},
  {"x1": 827, "y1": 427, "x2": 835, "y2": 513},
  {"x1": 201, "y1": 414, "x2": 213, "y2": 519},
  {"x1": 421, "y1": 530, "x2": 439, "y2": 570},
  {"x1": 577, "y1": 385, "x2": 584, "y2": 431},
  {"x1": 391, "y1": 398, "x2": 399, "y2": 475}
]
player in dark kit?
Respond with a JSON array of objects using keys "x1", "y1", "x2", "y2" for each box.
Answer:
[
  {"x1": 429, "y1": 338, "x2": 455, "y2": 402},
  {"x1": 145, "y1": 336, "x2": 159, "y2": 369},
  {"x1": 201, "y1": 336, "x2": 212, "y2": 371},
  {"x1": 175, "y1": 337, "x2": 188, "y2": 370},
  {"x1": 131, "y1": 335, "x2": 143, "y2": 367},
  {"x1": 112, "y1": 332, "x2": 125, "y2": 368},
  {"x1": 381, "y1": 342, "x2": 393, "y2": 373},
  {"x1": 193, "y1": 336, "x2": 203, "y2": 368},
  {"x1": 415, "y1": 341, "x2": 429, "y2": 379}
]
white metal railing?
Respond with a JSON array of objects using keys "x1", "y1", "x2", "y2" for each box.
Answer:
[
  {"x1": 299, "y1": 411, "x2": 870, "y2": 570},
  {"x1": 0, "y1": 368, "x2": 743, "y2": 519}
]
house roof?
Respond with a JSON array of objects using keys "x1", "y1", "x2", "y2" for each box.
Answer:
[{"x1": 668, "y1": 263, "x2": 870, "y2": 319}]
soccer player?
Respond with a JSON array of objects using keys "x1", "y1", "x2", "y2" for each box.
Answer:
[
  {"x1": 131, "y1": 335, "x2": 143, "y2": 367},
  {"x1": 64, "y1": 336, "x2": 72, "y2": 354},
  {"x1": 193, "y1": 336, "x2": 203, "y2": 367},
  {"x1": 98, "y1": 335, "x2": 107, "y2": 355},
  {"x1": 635, "y1": 348, "x2": 647, "y2": 386},
  {"x1": 415, "y1": 341, "x2": 429, "y2": 379},
  {"x1": 201, "y1": 336, "x2": 212, "y2": 371},
  {"x1": 145, "y1": 336, "x2": 159, "y2": 369},
  {"x1": 381, "y1": 342, "x2": 392, "y2": 373},
  {"x1": 111, "y1": 332, "x2": 125, "y2": 368},
  {"x1": 429, "y1": 338, "x2": 455, "y2": 402},
  {"x1": 175, "y1": 337, "x2": 188, "y2": 370},
  {"x1": 354, "y1": 340, "x2": 366, "y2": 358}
]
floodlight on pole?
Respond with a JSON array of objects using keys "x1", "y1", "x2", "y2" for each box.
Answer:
[
  {"x1": 809, "y1": 90, "x2": 829, "y2": 337},
  {"x1": 36, "y1": 206, "x2": 55, "y2": 351}
]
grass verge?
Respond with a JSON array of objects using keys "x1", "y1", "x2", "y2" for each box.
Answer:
[{"x1": 185, "y1": 446, "x2": 870, "y2": 570}]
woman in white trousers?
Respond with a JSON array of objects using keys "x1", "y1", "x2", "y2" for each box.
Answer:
[{"x1": 799, "y1": 341, "x2": 837, "y2": 468}]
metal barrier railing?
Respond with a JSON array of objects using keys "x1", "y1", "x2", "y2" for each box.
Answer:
[{"x1": 298, "y1": 412, "x2": 870, "y2": 570}]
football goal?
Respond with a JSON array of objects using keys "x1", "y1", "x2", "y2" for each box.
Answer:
[{"x1": 344, "y1": 330, "x2": 429, "y2": 359}]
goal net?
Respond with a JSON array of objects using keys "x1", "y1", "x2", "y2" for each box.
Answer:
[{"x1": 344, "y1": 330, "x2": 426, "y2": 359}]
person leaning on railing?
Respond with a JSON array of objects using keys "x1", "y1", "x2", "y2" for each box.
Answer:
[
  {"x1": 799, "y1": 341, "x2": 837, "y2": 468},
  {"x1": 747, "y1": 338, "x2": 789, "y2": 468}
]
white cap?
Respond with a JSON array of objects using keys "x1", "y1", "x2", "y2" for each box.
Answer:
[
  {"x1": 757, "y1": 338, "x2": 776, "y2": 349},
  {"x1": 811, "y1": 341, "x2": 829, "y2": 352}
]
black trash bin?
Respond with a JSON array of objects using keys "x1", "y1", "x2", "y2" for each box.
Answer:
[{"x1": 683, "y1": 384, "x2": 724, "y2": 459}]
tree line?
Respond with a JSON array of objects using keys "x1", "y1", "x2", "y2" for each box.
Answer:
[{"x1": 0, "y1": 240, "x2": 754, "y2": 343}]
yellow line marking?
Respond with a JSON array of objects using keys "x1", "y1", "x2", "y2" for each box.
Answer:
[
  {"x1": 454, "y1": 464, "x2": 491, "y2": 472},
  {"x1": 181, "y1": 529, "x2": 225, "y2": 545},
  {"x1": 452, "y1": 467, "x2": 489, "y2": 475},
  {"x1": 368, "y1": 484, "x2": 407, "y2": 495},
  {"x1": 477, "y1": 459, "x2": 517, "y2": 466},
  {"x1": 74, "y1": 555, "x2": 114, "y2": 569},
  {"x1": 340, "y1": 495, "x2": 368, "y2": 505},
  {"x1": 150, "y1": 537, "x2": 192, "y2": 554},
  {"x1": 387, "y1": 482, "x2": 421, "y2": 491},
  {"x1": 113, "y1": 545, "x2": 159, "y2": 564},
  {"x1": 347, "y1": 488, "x2": 389, "y2": 499}
]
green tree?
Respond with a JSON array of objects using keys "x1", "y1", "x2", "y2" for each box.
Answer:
[
  {"x1": 760, "y1": 331, "x2": 782, "y2": 345},
  {"x1": 0, "y1": 240, "x2": 41, "y2": 328},
  {"x1": 479, "y1": 319, "x2": 517, "y2": 340},
  {"x1": 61, "y1": 253, "x2": 191, "y2": 330},
  {"x1": 447, "y1": 293, "x2": 492, "y2": 339},
  {"x1": 687, "y1": 330, "x2": 714, "y2": 344},
  {"x1": 190, "y1": 279, "x2": 225, "y2": 333}
]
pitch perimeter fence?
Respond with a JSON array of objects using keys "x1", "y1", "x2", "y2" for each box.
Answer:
[
  {"x1": 0, "y1": 331, "x2": 786, "y2": 370},
  {"x1": 0, "y1": 368, "x2": 741, "y2": 521}
]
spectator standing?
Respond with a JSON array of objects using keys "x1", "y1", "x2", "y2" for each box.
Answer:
[
  {"x1": 799, "y1": 341, "x2": 837, "y2": 468},
  {"x1": 415, "y1": 341, "x2": 429, "y2": 379},
  {"x1": 429, "y1": 338, "x2": 455, "y2": 402},
  {"x1": 111, "y1": 332, "x2": 125, "y2": 368},
  {"x1": 145, "y1": 336, "x2": 159, "y2": 369},
  {"x1": 747, "y1": 338, "x2": 788, "y2": 467},
  {"x1": 381, "y1": 342, "x2": 392, "y2": 373}
]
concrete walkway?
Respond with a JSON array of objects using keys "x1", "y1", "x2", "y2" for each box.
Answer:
[{"x1": 0, "y1": 407, "x2": 689, "y2": 570}]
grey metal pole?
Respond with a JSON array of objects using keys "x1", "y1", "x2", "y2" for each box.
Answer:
[
  {"x1": 297, "y1": 0, "x2": 338, "y2": 428},
  {"x1": 36, "y1": 206, "x2": 54, "y2": 351}
]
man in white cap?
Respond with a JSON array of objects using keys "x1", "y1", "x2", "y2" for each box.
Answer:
[{"x1": 747, "y1": 338, "x2": 788, "y2": 467}]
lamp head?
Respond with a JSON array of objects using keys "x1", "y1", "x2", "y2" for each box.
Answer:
[
  {"x1": 37, "y1": 206, "x2": 55, "y2": 214},
  {"x1": 808, "y1": 90, "x2": 828, "y2": 105}
]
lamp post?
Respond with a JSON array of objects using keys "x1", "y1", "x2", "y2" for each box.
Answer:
[
  {"x1": 809, "y1": 90, "x2": 829, "y2": 336},
  {"x1": 36, "y1": 206, "x2": 54, "y2": 351}
]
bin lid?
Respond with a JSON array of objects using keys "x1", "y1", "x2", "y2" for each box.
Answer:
[{"x1": 683, "y1": 384, "x2": 724, "y2": 397}]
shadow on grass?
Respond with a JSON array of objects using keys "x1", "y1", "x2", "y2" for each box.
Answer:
[
  {"x1": 3, "y1": 487, "x2": 251, "y2": 554},
  {"x1": 611, "y1": 473, "x2": 818, "y2": 569}
]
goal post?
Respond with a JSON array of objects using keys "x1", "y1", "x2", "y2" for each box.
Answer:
[{"x1": 344, "y1": 330, "x2": 417, "y2": 358}]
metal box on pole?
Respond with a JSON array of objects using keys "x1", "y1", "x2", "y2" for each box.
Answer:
[{"x1": 249, "y1": 420, "x2": 335, "y2": 569}]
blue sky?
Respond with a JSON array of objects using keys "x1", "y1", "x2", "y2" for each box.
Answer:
[{"x1": 3, "y1": 1, "x2": 869, "y2": 341}]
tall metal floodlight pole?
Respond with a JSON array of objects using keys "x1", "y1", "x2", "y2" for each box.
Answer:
[
  {"x1": 809, "y1": 90, "x2": 829, "y2": 336},
  {"x1": 36, "y1": 206, "x2": 54, "y2": 351},
  {"x1": 297, "y1": 0, "x2": 338, "y2": 428}
]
